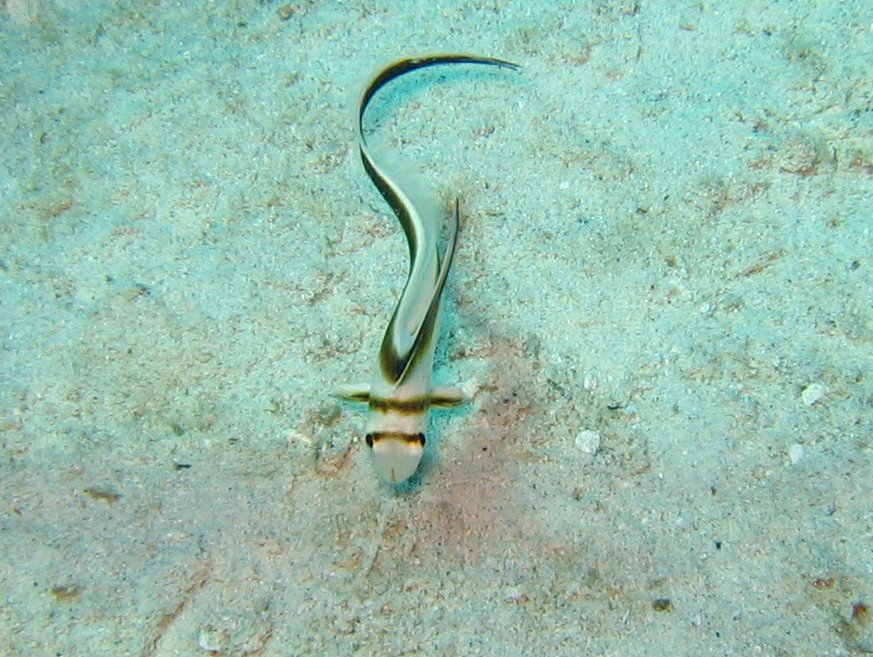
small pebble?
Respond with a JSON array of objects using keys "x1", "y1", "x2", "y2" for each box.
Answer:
[
  {"x1": 198, "y1": 625, "x2": 229, "y2": 653},
  {"x1": 652, "y1": 598, "x2": 673, "y2": 611},
  {"x1": 503, "y1": 586, "x2": 524, "y2": 602},
  {"x1": 788, "y1": 443, "x2": 806, "y2": 464},
  {"x1": 574, "y1": 430, "x2": 601, "y2": 455},
  {"x1": 801, "y1": 382, "x2": 827, "y2": 406}
]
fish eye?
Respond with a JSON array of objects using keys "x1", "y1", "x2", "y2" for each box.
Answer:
[
  {"x1": 365, "y1": 433, "x2": 374, "y2": 447},
  {"x1": 417, "y1": 433, "x2": 425, "y2": 446}
]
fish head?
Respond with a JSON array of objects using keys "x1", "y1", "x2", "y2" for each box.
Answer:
[{"x1": 365, "y1": 431, "x2": 425, "y2": 484}]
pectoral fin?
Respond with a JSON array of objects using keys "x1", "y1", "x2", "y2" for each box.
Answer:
[
  {"x1": 334, "y1": 384, "x2": 371, "y2": 404},
  {"x1": 429, "y1": 386, "x2": 467, "y2": 408}
]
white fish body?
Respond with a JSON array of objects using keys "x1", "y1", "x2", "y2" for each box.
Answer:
[{"x1": 336, "y1": 54, "x2": 519, "y2": 484}]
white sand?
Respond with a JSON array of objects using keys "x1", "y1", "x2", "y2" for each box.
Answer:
[{"x1": 1, "y1": 1, "x2": 871, "y2": 655}]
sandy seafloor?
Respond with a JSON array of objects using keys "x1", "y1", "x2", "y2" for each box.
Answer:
[{"x1": 1, "y1": 0, "x2": 872, "y2": 655}]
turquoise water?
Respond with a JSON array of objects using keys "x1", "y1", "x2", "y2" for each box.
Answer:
[{"x1": 1, "y1": 1, "x2": 871, "y2": 655}]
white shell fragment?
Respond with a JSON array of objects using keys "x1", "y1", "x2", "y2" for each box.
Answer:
[
  {"x1": 574, "y1": 429, "x2": 602, "y2": 455},
  {"x1": 801, "y1": 382, "x2": 827, "y2": 406}
]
